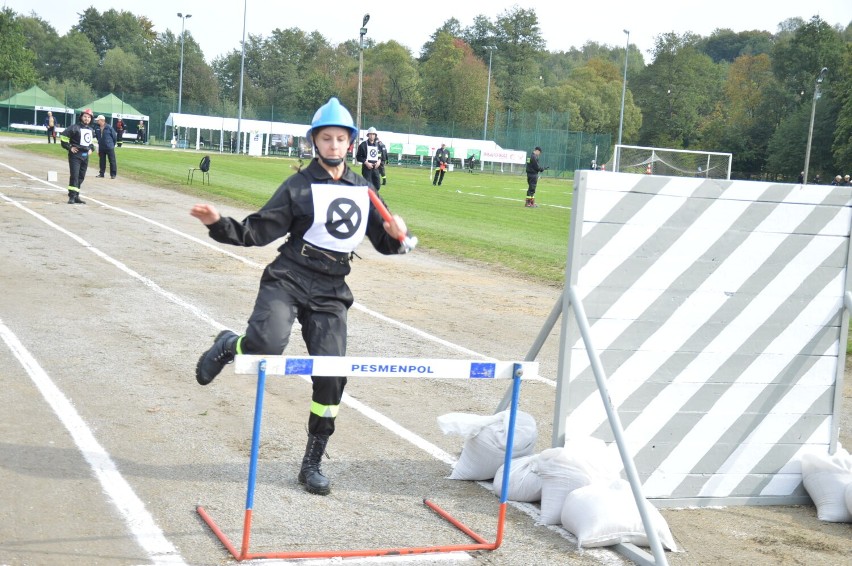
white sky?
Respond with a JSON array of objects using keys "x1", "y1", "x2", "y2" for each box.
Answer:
[{"x1": 3, "y1": 0, "x2": 850, "y2": 63}]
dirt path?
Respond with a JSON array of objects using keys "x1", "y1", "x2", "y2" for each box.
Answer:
[{"x1": 0, "y1": 137, "x2": 849, "y2": 565}]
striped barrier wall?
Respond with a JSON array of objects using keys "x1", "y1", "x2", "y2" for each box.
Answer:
[{"x1": 553, "y1": 170, "x2": 852, "y2": 506}]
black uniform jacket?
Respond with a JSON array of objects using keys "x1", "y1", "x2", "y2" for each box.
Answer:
[{"x1": 207, "y1": 159, "x2": 403, "y2": 277}]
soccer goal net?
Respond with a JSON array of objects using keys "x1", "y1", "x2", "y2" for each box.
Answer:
[{"x1": 613, "y1": 145, "x2": 732, "y2": 180}]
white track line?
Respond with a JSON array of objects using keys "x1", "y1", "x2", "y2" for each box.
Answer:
[{"x1": 0, "y1": 319, "x2": 187, "y2": 566}]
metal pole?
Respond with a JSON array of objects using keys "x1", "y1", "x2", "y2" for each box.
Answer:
[
  {"x1": 177, "y1": 13, "x2": 191, "y2": 115},
  {"x1": 356, "y1": 14, "x2": 370, "y2": 143},
  {"x1": 236, "y1": 0, "x2": 247, "y2": 154},
  {"x1": 616, "y1": 29, "x2": 629, "y2": 172},
  {"x1": 483, "y1": 46, "x2": 496, "y2": 140},
  {"x1": 803, "y1": 67, "x2": 828, "y2": 186}
]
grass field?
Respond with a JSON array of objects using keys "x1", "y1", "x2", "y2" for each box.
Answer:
[{"x1": 20, "y1": 142, "x2": 574, "y2": 285}]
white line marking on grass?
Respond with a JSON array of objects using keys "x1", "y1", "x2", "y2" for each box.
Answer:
[{"x1": 0, "y1": 319, "x2": 187, "y2": 566}]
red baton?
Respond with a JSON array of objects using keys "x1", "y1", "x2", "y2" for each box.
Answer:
[{"x1": 367, "y1": 188, "x2": 405, "y2": 242}]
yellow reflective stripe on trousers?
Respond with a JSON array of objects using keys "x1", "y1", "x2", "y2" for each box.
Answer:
[{"x1": 310, "y1": 401, "x2": 339, "y2": 419}]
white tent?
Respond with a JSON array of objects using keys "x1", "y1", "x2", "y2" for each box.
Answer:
[{"x1": 164, "y1": 112, "x2": 307, "y2": 154}]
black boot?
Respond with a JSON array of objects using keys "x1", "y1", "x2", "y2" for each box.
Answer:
[
  {"x1": 67, "y1": 191, "x2": 76, "y2": 204},
  {"x1": 74, "y1": 192, "x2": 86, "y2": 204},
  {"x1": 298, "y1": 434, "x2": 330, "y2": 495},
  {"x1": 195, "y1": 330, "x2": 238, "y2": 385}
]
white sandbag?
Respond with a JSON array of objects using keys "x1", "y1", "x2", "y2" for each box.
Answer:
[
  {"x1": 534, "y1": 437, "x2": 621, "y2": 525},
  {"x1": 801, "y1": 446, "x2": 852, "y2": 522},
  {"x1": 492, "y1": 454, "x2": 542, "y2": 502},
  {"x1": 561, "y1": 479, "x2": 678, "y2": 551},
  {"x1": 845, "y1": 481, "x2": 852, "y2": 517},
  {"x1": 440, "y1": 410, "x2": 537, "y2": 481}
]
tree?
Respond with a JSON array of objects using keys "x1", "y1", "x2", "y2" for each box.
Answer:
[
  {"x1": 633, "y1": 32, "x2": 724, "y2": 149},
  {"x1": 697, "y1": 28, "x2": 773, "y2": 63},
  {"x1": 74, "y1": 8, "x2": 156, "y2": 61},
  {"x1": 420, "y1": 33, "x2": 489, "y2": 130},
  {"x1": 361, "y1": 41, "x2": 422, "y2": 121},
  {"x1": 16, "y1": 14, "x2": 59, "y2": 80},
  {"x1": 96, "y1": 47, "x2": 142, "y2": 93},
  {"x1": 831, "y1": 43, "x2": 852, "y2": 169},
  {"x1": 491, "y1": 6, "x2": 545, "y2": 112},
  {"x1": 772, "y1": 16, "x2": 845, "y2": 96},
  {"x1": 419, "y1": 18, "x2": 464, "y2": 61},
  {"x1": 50, "y1": 32, "x2": 99, "y2": 85},
  {"x1": 700, "y1": 54, "x2": 781, "y2": 176},
  {"x1": 0, "y1": 8, "x2": 37, "y2": 86}
]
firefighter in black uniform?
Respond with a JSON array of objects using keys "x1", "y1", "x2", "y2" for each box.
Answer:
[
  {"x1": 356, "y1": 126, "x2": 383, "y2": 191},
  {"x1": 60, "y1": 108, "x2": 95, "y2": 204},
  {"x1": 191, "y1": 97, "x2": 416, "y2": 496},
  {"x1": 525, "y1": 146, "x2": 547, "y2": 208},
  {"x1": 433, "y1": 143, "x2": 450, "y2": 186},
  {"x1": 377, "y1": 134, "x2": 389, "y2": 186}
]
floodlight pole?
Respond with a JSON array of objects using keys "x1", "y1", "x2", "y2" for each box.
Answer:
[
  {"x1": 236, "y1": 0, "x2": 247, "y2": 154},
  {"x1": 616, "y1": 29, "x2": 629, "y2": 172},
  {"x1": 803, "y1": 67, "x2": 828, "y2": 186},
  {"x1": 483, "y1": 46, "x2": 497, "y2": 140},
  {"x1": 356, "y1": 13, "x2": 370, "y2": 143},
  {"x1": 177, "y1": 13, "x2": 192, "y2": 115}
]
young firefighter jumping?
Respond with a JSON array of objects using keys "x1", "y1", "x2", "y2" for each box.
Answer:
[{"x1": 190, "y1": 97, "x2": 416, "y2": 496}]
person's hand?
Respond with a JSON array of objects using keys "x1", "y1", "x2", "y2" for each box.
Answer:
[
  {"x1": 190, "y1": 203, "x2": 221, "y2": 225},
  {"x1": 70, "y1": 146, "x2": 78, "y2": 153},
  {"x1": 383, "y1": 213, "x2": 407, "y2": 240}
]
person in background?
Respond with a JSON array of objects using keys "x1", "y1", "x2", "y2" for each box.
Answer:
[
  {"x1": 43, "y1": 111, "x2": 57, "y2": 143},
  {"x1": 376, "y1": 134, "x2": 389, "y2": 186},
  {"x1": 525, "y1": 146, "x2": 547, "y2": 208},
  {"x1": 356, "y1": 126, "x2": 383, "y2": 191},
  {"x1": 831, "y1": 175, "x2": 843, "y2": 186},
  {"x1": 432, "y1": 143, "x2": 450, "y2": 186},
  {"x1": 59, "y1": 108, "x2": 95, "y2": 204},
  {"x1": 136, "y1": 121, "x2": 146, "y2": 144},
  {"x1": 94, "y1": 115, "x2": 118, "y2": 179},
  {"x1": 798, "y1": 171, "x2": 804, "y2": 184},
  {"x1": 190, "y1": 97, "x2": 416, "y2": 497},
  {"x1": 115, "y1": 118, "x2": 125, "y2": 148}
]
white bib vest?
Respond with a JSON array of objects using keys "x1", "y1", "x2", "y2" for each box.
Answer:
[
  {"x1": 303, "y1": 184, "x2": 370, "y2": 253},
  {"x1": 365, "y1": 142, "x2": 380, "y2": 163}
]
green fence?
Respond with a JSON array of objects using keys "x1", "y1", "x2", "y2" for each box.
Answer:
[{"x1": 1, "y1": 83, "x2": 611, "y2": 175}]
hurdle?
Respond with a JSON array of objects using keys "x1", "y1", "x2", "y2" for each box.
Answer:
[{"x1": 196, "y1": 355, "x2": 537, "y2": 561}]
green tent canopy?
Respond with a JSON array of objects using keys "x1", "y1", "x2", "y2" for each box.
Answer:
[
  {"x1": 77, "y1": 94, "x2": 148, "y2": 122},
  {"x1": 0, "y1": 85, "x2": 74, "y2": 128}
]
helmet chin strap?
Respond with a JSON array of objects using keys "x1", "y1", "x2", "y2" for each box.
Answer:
[{"x1": 319, "y1": 155, "x2": 344, "y2": 167}]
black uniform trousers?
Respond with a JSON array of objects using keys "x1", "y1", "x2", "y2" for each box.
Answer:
[
  {"x1": 99, "y1": 149, "x2": 117, "y2": 177},
  {"x1": 526, "y1": 174, "x2": 539, "y2": 197},
  {"x1": 68, "y1": 151, "x2": 89, "y2": 190},
  {"x1": 361, "y1": 166, "x2": 382, "y2": 191},
  {"x1": 433, "y1": 167, "x2": 446, "y2": 185},
  {"x1": 241, "y1": 264, "x2": 352, "y2": 437}
]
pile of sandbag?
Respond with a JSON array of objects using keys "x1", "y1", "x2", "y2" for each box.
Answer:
[
  {"x1": 438, "y1": 412, "x2": 677, "y2": 551},
  {"x1": 801, "y1": 445, "x2": 852, "y2": 522}
]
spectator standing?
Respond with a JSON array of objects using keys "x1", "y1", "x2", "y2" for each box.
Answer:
[
  {"x1": 798, "y1": 171, "x2": 804, "y2": 184},
  {"x1": 356, "y1": 126, "x2": 383, "y2": 191},
  {"x1": 94, "y1": 114, "x2": 118, "y2": 179},
  {"x1": 525, "y1": 146, "x2": 547, "y2": 208},
  {"x1": 432, "y1": 143, "x2": 450, "y2": 186},
  {"x1": 115, "y1": 118, "x2": 125, "y2": 147},
  {"x1": 377, "y1": 135, "x2": 389, "y2": 186},
  {"x1": 59, "y1": 108, "x2": 95, "y2": 204},
  {"x1": 137, "y1": 121, "x2": 146, "y2": 144},
  {"x1": 190, "y1": 97, "x2": 416, "y2": 496},
  {"x1": 43, "y1": 111, "x2": 57, "y2": 143}
]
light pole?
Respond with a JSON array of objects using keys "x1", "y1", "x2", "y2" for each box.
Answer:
[
  {"x1": 356, "y1": 13, "x2": 370, "y2": 139},
  {"x1": 236, "y1": 0, "x2": 247, "y2": 154},
  {"x1": 616, "y1": 29, "x2": 629, "y2": 166},
  {"x1": 176, "y1": 12, "x2": 192, "y2": 115},
  {"x1": 483, "y1": 46, "x2": 497, "y2": 140},
  {"x1": 803, "y1": 66, "x2": 828, "y2": 186}
]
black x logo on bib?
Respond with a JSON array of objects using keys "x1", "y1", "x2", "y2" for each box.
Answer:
[{"x1": 326, "y1": 198, "x2": 363, "y2": 240}]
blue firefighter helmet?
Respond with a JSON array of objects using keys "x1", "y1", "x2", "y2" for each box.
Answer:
[{"x1": 305, "y1": 97, "x2": 357, "y2": 143}]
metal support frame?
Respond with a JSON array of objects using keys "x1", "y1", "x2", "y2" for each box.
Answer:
[{"x1": 196, "y1": 356, "x2": 527, "y2": 561}]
